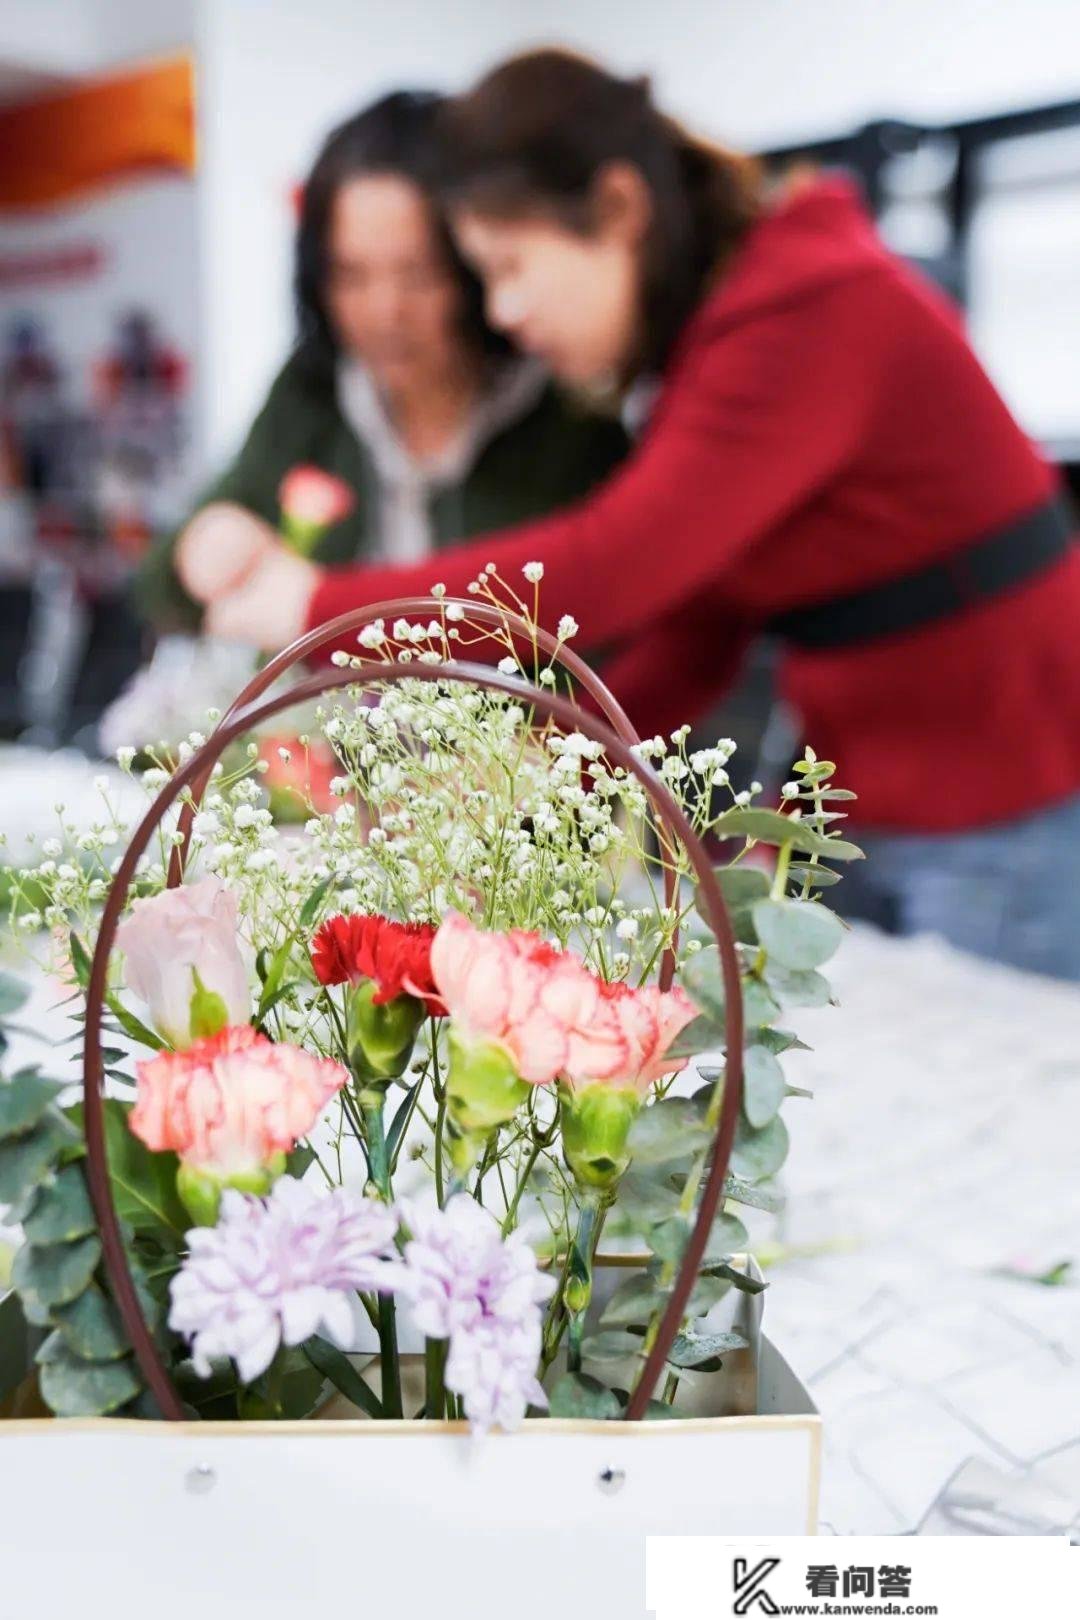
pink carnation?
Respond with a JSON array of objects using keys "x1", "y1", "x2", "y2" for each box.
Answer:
[
  {"x1": 131, "y1": 1026, "x2": 347, "y2": 1177},
  {"x1": 430, "y1": 912, "x2": 696, "y2": 1090},
  {"x1": 278, "y1": 465, "x2": 354, "y2": 530}
]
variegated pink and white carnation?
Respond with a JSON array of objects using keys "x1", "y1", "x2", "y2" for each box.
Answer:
[
  {"x1": 169, "y1": 1177, "x2": 401, "y2": 1382},
  {"x1": 395, "y1": 1195, "x2": 555, "y2": 1432}
]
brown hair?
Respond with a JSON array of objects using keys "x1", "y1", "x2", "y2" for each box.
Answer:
[{"x1": 438, "y1": 49, "x2": 764, "y2": 377}]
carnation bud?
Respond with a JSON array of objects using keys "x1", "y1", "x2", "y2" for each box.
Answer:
[
  {"x1": 558, "y1": 1082, "x2": 641, "y2": 1192},
  {"x1": 177, "y1": 1151, "x2": 287, "y2": 1227},
  {"x1": 346, "y1": 980, "x2": 424, "y2": 1086},
  {"x1": 445, "y1": 1028, "x2": 529, "y2": 1175}
]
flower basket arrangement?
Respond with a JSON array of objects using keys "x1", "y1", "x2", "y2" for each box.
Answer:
[{"x1": 0, "y1": 570, "x2": 860, "y2": 1599}]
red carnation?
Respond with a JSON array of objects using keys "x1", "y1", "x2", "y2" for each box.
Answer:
[{"x1": 310, "y1": 913, "x2": 445, "y2": 1015}]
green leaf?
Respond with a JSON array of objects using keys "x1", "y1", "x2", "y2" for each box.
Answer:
[
  {"x1": 38, "y1": 1344, "x2": 141, "y2": 1416},
  {"x1": 256, "y1": 940, "x2": 294, "y2": 1019},
  {"x1": 52, "y1": 1283, "x2": 129, "y2": 1361},
  {"x1": 285, "y1": 1141, "x2": 315, "y2": 1179},
  {"x1": 0, "y1": 1067, "x2": 65, "y2": 1140},
  {"x1": 686, "y1": 1272, "x2": 733, "y2": 1317},
  {"x1": 12, "y1": 1233, "x2": 101, "y2": 1308},
  {"x1": 0, "y1": 1112, "x2": 79, "y2": 1204},
  {"x1": 103, "y1": 991, "x2": 165, "y2": 1051},
  {"x1": 615, "y1": 1168, "x2": 682, "y2": 1229},
  {"x1": 21, "y1": 1164, "x2": 96, "y2": 1244},
  {"x1": 662, "y1": 1012, "x2": 725, "y2": 1060},
  {"x1": 730, "y1": 1113, "x2": 790, "y2": 1183},
  {"x1": 703, "y1": 1210, "x2": 750, "y2": 1261},
  {"x1": 0, "y1": 970, "x2": 30, "y2": 1020},
  {"x1": 787, "y1": 861, "x2": 842, "y2": 889},
  {"x1": 752, "y1": 898, "x2": 844, "y2": 970},
  {"x1": 712, "y1": 807, "x2": 863, "y2": 862},
  {"x1": 721, "y1": 1174, "x2": 785, "y2": 1214},
  {"x1": 386, "y1": 1079, "x2": 422, "y2": 1166},
  {"x1": 547, "y1": 1371, "x2": 622, "y2": 1419},
  {"x1": 681, "y1": 947, "x2": 780, "y2": 1029},
  {"x1": 742, "y1": 1046, "x2": 786, "y2": 1129},
  {"x1": 697, "y1": 866, "x2": 770, "y2": 944},
  {"x1": 647, "y1": 1215, "x2": 690, "y2": 1265},
  {"x1": 705, "y1": 1262, "x2": 768, "y2": 1296},
  {"x1": 752, "y1": 1027, "x2": 810, "y2": 1056},
  {"x1": 298, "y1": 876, "x2": 334, "y2": 933},
  {"x1": 667, "y1": 1329, "x2": 748, "y2": 1370},
  {"x1": 599, "y1": 1272, "x2": 663, "y2": 1326},
  {"x1": 103, "y1": 1099, "x2": 188, "y2": 1244},
  {"x1": 68, "y1": 932, "x2": 92, "y2": 990},
  {"x1": 627, "y1": 1098, "x2": 708, "y2": 1165},
  {"x1": 301, "y1": 1336, "x2": 383, "y2": 1418},
  {"x1": 763, "y1": 964, "x2": 832, "y2": 1008},
  {"x1": 580, "y1": 1329, "x2": 644, "y2": 1365}
]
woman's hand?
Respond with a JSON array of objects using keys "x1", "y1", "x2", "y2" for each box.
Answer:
[
  {"x1": 204, "y1": 541, "x2": 321, "y2": 651},
  {"x1": 176, "y1": 502, "x2": 277, "y2": 604}
]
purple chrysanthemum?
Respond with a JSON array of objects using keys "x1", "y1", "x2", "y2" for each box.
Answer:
[
  {"x1": 169, "y1": 1176, "x2": 402, "y2": 1383},
  {"x1": 396, "y1": 1195, "x2": 555, "y2": 1431}
]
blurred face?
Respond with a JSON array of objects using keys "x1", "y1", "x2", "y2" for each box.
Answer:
[
  {"x1": 453, "y1": 167, "x2": 648, "y2": 387},
  {"x1": 323, "y1": 175, "x2": 467, "y2": 397}
]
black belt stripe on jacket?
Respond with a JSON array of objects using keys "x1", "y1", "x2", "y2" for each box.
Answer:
[{"x1": 770, "y1": 492, "x2": 1076, "y2": 651}]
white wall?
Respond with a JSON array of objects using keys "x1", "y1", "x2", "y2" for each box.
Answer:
[{"x1": 194, "y1": 0, "x2": 1080, "y2": 467}]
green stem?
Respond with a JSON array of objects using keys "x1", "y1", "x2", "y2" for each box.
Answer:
[
  {"x1": 424, "y1": 1336, "x2": 447, "y2": 1419},
  {"x1": 359, "y1": 1088, "x2": 402, "y2": 1418},
  {"x1": 565, "y1": 1193, "x2": 604, "y2": 1375}
]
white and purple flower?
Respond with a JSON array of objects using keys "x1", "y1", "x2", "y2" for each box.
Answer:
[
  {"x1": 396, "y1": 1195, "x2": 555, "y2": 1431},
  {"x1": 168, "y1": 1177, "x2": 401, "y2": 1383}
]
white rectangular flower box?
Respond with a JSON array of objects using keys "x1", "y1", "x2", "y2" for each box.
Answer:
[{"x1": 0, "y1": 1296, "x2": 819, "y2": 1619}]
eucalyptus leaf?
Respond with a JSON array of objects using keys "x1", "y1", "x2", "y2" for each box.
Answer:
[
  {"x1": 580, "y1": 1329, "x2": 644, "y2": 1365},
  {"x1": 787, "y1": 861, "x2": 842, "y2": 888},
  {"x1": 39, "y1": 1344, "x2": 141, "y2": 1417},
  {"x1": 667, "y1": 1329, "x2": 748, "y2": 1370},
  {"x1": 721, "y1": 1175, "x2": 786, "y2": 1214},
  {"x1": 730, "y1": 1113, "x2": 790, "y2": 1183},
  {"x1": 686, "y1": 1272, "x2": 732, "y2": 1317},
  {"x1": 703, "y1": 1210, "x2": 750, "y2": 1260},
  {"x1": 752, "y1": 1027, "x2": 810, "y2": 1056},
  {"x1": 0, "y1": 971, "x2": 30, "y2": 1020},
  {"x1": 12, "y1": 1233, "x2": 101, "y2": 1308},
  {"x1": 0, "y1": 1067, "x2": 64, "y2": 1140},
  {"x1": 0, "y1": 1112, "x2": 78, "y2": 1204},
  {"x1": 647, "y1": 1215, "x2": 690, "y2": 1265},
  {"x1": 663, "y1": 1013, "x2": 725, "y2": 1060},
  {"x1": 285, "y1": 1142, "x2": 316, "y2": 1180},
  {"x1": 547, "y1": 1371, "x2": 622, "y2": 1420},
  {"x1": 599, "y1": 1272, "x2": 663, "y2": 1327},
  {"x1": 21, "y1": 1164, "x2": 96, "y2": 1244},
  {"x1": 752, "y1": 898, "x2": 843, "y2": 970},
  {"x1": 681, "y1": 947, "x2": 780, "y2": 1030},
  {"x1": 742, "y1": 1046, "x2": 786, "y2": 1129},
  {"x1": 712, "y1": 807, "x2": 863, "y2": 862},
  {"x1": 627, "y1": 1098, "x2": 708, "y2": 1165},
  {"x1": 763, "y1": 964, "x2": 832, "y2": 1008},
  {"x1": 615, "y1": 1168, "x2": 682, "y2": 1228},
  {"x1": 51, "y1": 1284, "x2": 129, "y2": 1361},
  {"x1": 706, "y1": 1262, "x2": 768, "y2": 1296}
]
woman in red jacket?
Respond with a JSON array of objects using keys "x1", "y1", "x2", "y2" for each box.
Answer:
[{"x1": 184, "y1": 50, "x2": 1080, "y2": 979}]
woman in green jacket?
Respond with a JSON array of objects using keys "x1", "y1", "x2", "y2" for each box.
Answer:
[{"x1": 138, "y1": 89, "x2": 626, "y2": 629}]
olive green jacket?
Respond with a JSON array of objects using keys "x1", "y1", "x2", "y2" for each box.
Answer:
[{"x1": 136, "y1": 354, "x2": 628, "y2": 630}]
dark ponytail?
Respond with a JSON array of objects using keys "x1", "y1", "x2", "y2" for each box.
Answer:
[{"x1": 438, "y1": 50, "x2": 764, "y2": 376}]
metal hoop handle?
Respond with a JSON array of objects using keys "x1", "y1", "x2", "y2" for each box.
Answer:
[{"x1": 83, "y1": 658, "x2": 743, "y2": 1421}]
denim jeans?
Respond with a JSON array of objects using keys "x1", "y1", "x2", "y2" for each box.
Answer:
[{"x1": 831, "y1": 792, "x2": 1080, "y2": 981}]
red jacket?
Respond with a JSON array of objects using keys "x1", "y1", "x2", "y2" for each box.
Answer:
[{"x1": 308, "y1": 179, "x2": 1080, "y2": 833}]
